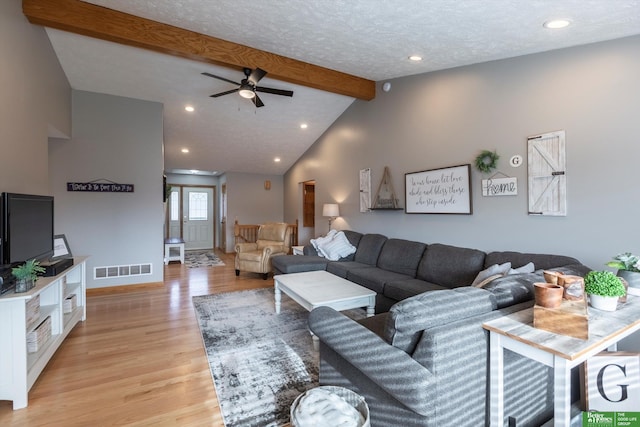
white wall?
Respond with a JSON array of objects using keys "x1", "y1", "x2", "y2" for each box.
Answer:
[
  {"x1": 0, "y1": 0, "x2": 70, "y2": 195},
  {"x1": 284, "y1": 34, "x2": 640, "y2": 348},
  {"x1": 285, "y1": 35, "x2": 640, "y2": 270},
  {"x1": 223, "y1": 172, "x2": 284, "y2": 252},
  {"x1": 49, "y1": 90, "x2": 164, "y2": 288}
]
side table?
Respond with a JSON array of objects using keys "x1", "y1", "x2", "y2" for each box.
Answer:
[
  {"x1": 164, "y1": 237, "x2": 185, "y2": 264},
  {"x1": 483, "y1": 296, "x2": 640, "y2": 427}
]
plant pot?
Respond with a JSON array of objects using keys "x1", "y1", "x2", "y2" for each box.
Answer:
[
  {"x1": 588, "y1": 294, "x2": 619, "y2": 311},
  {"x1": 534, "y1": 283, "x2": 564, "y2": 308},
  {"x1": 617, "y1": 270, "x2": 640, "y2": 296},
  {"x1": 15, "y1": 278, "x2": 32, "y2": 293}
]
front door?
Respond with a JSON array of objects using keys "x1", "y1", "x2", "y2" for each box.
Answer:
[{"x1": 182, "y1": 187, "x2": 214, "y2": 250}]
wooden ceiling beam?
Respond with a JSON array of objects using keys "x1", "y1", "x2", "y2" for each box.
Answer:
[{"x1": 23, "y1": 0, "x2": 375, "y2": 100}]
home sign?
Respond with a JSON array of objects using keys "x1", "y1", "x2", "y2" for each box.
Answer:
[{"x1": 481, "y1": 177, "x2": 518, "y2": 197}]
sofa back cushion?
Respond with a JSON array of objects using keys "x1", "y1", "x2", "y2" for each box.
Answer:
[
  {"x1": 340, "y1": 230, "x2": 363, "y2": 261},
  {"x1": 383, "y1": 287, "x2": 496, "y2": 354},
  {"x1": 417, "y1": 243, "x2": 486, "y2": 288},
  {"x1": 484, "y1": 251, "x2": 580, "y2": 271},
  {"x1": 377, "y1": 239, "x2": 427, "y2": 276},
  {"x1": 353, "y1": 233, "x2": 387, "y2": 265}
]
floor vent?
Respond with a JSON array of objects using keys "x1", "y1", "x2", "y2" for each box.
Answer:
[{"x1": 94, "y1": 263, "x2": 152, "y2": 279}]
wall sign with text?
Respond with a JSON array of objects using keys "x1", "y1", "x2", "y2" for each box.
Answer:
[
  {"x1": 67, "y1": 182, "x2": 134, "y2": 192},
  {"x1": 405, "y1": 164, "x2": 472, "y2": 214},
  {"x1": 482, "y1": 177, "x2": 518, "y2": 196}
]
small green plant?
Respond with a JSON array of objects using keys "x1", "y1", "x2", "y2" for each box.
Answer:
[
  {"x1": 606, "y1": 252, "x2": 640, "y2": 273},
  {"x1": 584, "y1": 270, "x2": 626, "y2": 297},
  {"x1": 11, "y1": 259, "x2": 46, "y2": 282}
]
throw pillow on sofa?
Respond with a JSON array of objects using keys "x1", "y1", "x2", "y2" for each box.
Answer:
[
  {"x1": 471, "y1": 262, "x2": 511, "y2": 287},
  {"x1": 318, "y1": 231, "x2": 357, "y2": 261},
  {"x1": 310, "y1": 230, "x2": 337, "y2": 254},
  {"x1": 473, "y1": 262, "x2": 536, "y2": 288},
  {"x1": 311, "y1": 230, "x2": 357, "y2": 261}
]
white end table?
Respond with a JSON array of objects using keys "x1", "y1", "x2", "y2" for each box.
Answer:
[{"x1": 483, "y1": 296, "x2": 640, "y2": 427}]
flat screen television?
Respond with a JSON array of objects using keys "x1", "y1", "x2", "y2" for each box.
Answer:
[{"x1": 1, "y1": 193, "x2": 54, "y2": 266}]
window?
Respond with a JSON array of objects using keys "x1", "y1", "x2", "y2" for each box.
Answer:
[
  {"x1": 170, "y1": 191, "x2": 179, "y2": 221},
  {"x1": 189, "y1": 192, "x2": 208, "y2": 220}
]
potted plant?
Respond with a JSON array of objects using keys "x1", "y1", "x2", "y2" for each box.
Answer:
[
  {"x1": 11, "y1": 259, "x2": 46, "y2": 293},
  {"x1": 584, "y1": 270, "x2": 626, "y2": 311},
  {"x1": 606, "y1": 252, "x2": 640, "y2": 295}
]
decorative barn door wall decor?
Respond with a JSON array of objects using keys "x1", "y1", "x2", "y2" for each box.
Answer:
[{"x1": 527, "y1": 130, "x2": 567, "y2": 216}]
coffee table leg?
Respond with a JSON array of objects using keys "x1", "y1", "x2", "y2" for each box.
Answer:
[
  {"x1": 366, "y1": 296, "x2": 375, "y2": 317},
  {"x1": 274, "y1": 283, "x2": 281, "y2": 314}
]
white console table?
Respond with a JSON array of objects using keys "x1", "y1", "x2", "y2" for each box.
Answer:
[
  {"x1": 0, "y1": 257, "x2": 87, "y2": 409},
  {"x1": 483, "y1": 295, "x2": 640, "y2": 427}
]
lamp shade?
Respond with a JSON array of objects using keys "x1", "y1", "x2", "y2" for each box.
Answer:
[{"x1": 322, "y1": 203, "x2": 339, "y2": 218}]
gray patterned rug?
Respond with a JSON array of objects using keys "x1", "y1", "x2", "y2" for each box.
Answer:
[
  {"x1": 192, "y1": 288, "x2": 319, "y2": 427},
  {"x1": 184, "y1": 250, "x2": 225, "y2": 268}
]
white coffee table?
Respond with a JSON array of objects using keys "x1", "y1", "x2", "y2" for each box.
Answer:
[{"x1": 273, "y1": 270, "x2": 376, "y2": 317}]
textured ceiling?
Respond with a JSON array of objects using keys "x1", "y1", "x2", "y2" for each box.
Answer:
[{"x1": 44, "y1": 0, "x2": 640, "y2": 175}]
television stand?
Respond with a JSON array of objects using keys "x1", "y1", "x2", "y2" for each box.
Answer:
[{"x1": 0, "y1": 256, "x2": 87, "y2": 409}]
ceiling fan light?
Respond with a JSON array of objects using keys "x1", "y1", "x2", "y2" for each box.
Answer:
[{"x1": 238, "y1": 85, "x2": 255, "y2": 99}]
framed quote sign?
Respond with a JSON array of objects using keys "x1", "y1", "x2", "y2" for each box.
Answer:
[{"x1": 405, "y1": 164, "x2": 472, "y2": 214}]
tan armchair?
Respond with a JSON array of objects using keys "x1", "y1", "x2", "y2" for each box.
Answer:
[{"x1": 235, "y1": 222, "x2": 292, "y2": 279}]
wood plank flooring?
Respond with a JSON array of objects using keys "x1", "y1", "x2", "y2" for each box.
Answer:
[{"x1": 0, "y1": 251, "x2": 272, "y2": 426}]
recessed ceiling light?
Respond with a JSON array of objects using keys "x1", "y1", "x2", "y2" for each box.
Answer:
[
  {"x1": 181, "y1": 148, "x2": 189, "y2": 153},
  {"x1": 274, "y1": 157, "x2": 281, "y2": 162},
  {"x1": 543, "y1": 19, "x2": 571, "y2": 29},
  {"x1": 300, "y1": 123, "x2": 308, "y2": 129},
  {"x1": 185, "y1": 105, "x2": 195, "y2": 112},
  {"x1": 190, "y1": 170, "x2": 199, "y2": 174},
  {"x1": 408, "y1": 55, "x2": 423, "y2": 62}
]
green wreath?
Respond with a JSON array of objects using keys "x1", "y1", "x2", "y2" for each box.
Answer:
[{"x1": 475, "y1": 150, "x2": 500, "y2": 173}]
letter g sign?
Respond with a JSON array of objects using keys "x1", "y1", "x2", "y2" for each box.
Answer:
[{"x1": 597, "y1": 363, "x2": 629, "y2": 402}]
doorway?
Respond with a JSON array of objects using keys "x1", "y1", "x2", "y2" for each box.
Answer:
[
  {"x1": 302, "y1": 180, "x2": 315, "y2": 227},
  {"x1": 166, "y1": 185, "x2": 216, "y2": 250}
]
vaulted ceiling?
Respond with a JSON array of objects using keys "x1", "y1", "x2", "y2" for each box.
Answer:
[{"x1": 23, "y1": 0, "x2": 640, "y2": 175}]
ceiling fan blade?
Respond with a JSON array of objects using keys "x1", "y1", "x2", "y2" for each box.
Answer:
[
  {"x1": 210, "y1": 88, "x2": 239, "y2": 98},
  {"x1": 248, "y1": 67, "x2": 267, "y2": 85},
  {"x1": 252, "y1": 94, "x2": 265, "y2": 108},
  {"x1": 201, "y1": 72, "x2": 240, "y2": 86},
  {"x1": 256, "y1": 86, "x2": 294, "y2": 97}
]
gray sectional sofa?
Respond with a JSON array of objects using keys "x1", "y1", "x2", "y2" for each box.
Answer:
[
  {"x1": 272, "y1": 230, "x2": 591, "y2": 426},
  {"x1": 272, "y1": 230, "x2": 589, "y2": 313}
]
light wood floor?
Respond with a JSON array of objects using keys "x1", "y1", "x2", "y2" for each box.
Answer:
[{"x1": 0, "y1": 251, "x2": 272, "y2": 427}]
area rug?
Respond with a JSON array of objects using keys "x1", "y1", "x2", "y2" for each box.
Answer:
[
  {"x1": 192, "y1": 288, "x2": 367, "y2": 427},
  {"x1": 184, "y1": 250, "x2": 225, "y2": 268}
]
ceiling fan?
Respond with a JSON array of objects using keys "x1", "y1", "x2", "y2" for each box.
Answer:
[{"x1": 202, "y1": 67, "x2": 294, "y2": 107}]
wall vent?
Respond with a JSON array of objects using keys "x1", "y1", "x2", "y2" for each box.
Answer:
[{"x1": 94, "y1": 263, "x2": 152, "y2": 280}]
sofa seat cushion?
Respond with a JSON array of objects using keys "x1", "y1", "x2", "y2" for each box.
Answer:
[
  {"x1": 417, "y1": 243, "x2": 486, "y2": 288},
  {"x1": 384, "y1": 287, "x2": 497, "y2": 354},
  {"x1": 326, "y1": 261, "x2": 371, "y2": 278},
  {"x1": 347, "y1": 268, "x2": 413, "y2": 294},
  {"x1": 384, "y1": 279, "x2": 448, "y2": 302},
  {"x1": 271, "y1": 255, "x2": 328, "y2": 274},
  {"x1": 377, "y1": 239, "x2": 427, "y2": 276}
]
